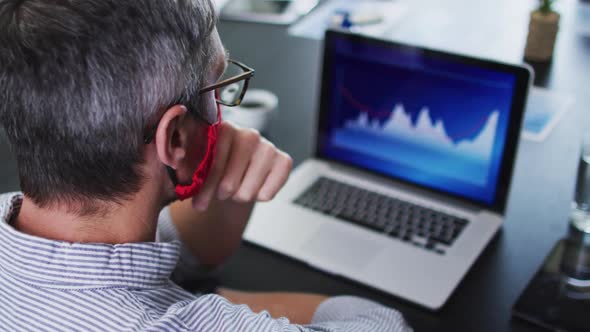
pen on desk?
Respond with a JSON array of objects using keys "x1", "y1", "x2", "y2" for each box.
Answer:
[{"x1": 331, "y1": 9, "x2": 383, "y2": 30}]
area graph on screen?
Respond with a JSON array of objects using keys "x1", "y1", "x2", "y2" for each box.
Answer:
[{"x1": 330, "y1": 86, "x2": 501, "y2": 187}]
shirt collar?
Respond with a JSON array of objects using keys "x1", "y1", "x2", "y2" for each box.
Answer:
[{"x1": 0, "y1": 192, "x2": 181, "y2": 289}]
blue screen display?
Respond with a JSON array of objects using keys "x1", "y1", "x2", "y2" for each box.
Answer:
[{"x1": 319, "y1": 35, "x2": 517, "y2": 205}]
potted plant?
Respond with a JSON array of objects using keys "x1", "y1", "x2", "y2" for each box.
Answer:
[{"x1": 524, "y1": 0, "x2": 560, "y2": 62}]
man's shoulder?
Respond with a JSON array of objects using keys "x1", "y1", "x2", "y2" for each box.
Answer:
[
  {"x1": 145, "y1": 293, "x2": 289, "y2": 331},
  {"x1": 113, "y1": 288, "x2": 273, "y2": 331}
]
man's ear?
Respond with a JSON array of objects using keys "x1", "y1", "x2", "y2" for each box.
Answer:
[{"x1": 154, "y1": 105, "x2": 190, "y2": 171}]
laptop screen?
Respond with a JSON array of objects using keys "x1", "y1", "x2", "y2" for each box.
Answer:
[{"x1": 317, "y1": 31, "x2": 527, "y2": 207}]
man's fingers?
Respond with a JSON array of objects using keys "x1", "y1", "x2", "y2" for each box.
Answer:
[
  {"x1": 257, "y1": 151, "x2": 293, "y2": 201},
  {"x1": 191, "y1": 122, "x2": 234, "y2": 210},
  {"x1": 216, "y1": 128, "x2": 260, "y2": 200},
  {"x1": 231, "y1": 139, "x2": 276, "y2": 202},
  {"x1": 191, "y1": 122, "x2": 292, "y2": 209}
]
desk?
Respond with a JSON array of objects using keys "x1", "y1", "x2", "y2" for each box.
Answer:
[{"x1": 216, "y1": 0, "x2": 590, "y2": 330}]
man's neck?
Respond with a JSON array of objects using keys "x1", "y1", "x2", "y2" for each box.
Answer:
[{"x1": 13, "y1": 192, "x2": 164, "y2": 244}]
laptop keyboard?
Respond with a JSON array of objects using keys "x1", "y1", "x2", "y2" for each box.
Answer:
[{"x1": 293, "y1": 177, "x2": 470, "y2": 255}]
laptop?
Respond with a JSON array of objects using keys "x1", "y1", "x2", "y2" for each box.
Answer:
[{"x1": 244, "y1": 30, "x2": 532, "y2": 310}]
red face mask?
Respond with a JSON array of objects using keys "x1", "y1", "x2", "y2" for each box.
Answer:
[{"x1": 174, "y1": 102, "x2": 222, "y2": 200}]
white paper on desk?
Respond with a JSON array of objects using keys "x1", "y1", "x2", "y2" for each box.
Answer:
[
  {"x1": 522, "y1": 87, "x2": 574, "y2": 142},
  {"x1": 288, "y1": 0, "x2": 407, "y2": 40},
  {"x1": 383, "y1": 0, "x2": 530, "y2": 64}
]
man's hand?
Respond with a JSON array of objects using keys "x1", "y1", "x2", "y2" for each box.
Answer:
[
  {"x1": 191, "y1": 121, "x2": 293, "y2": 211},
  {"x1": 169, "y1": 121, "x2": 292, "y2": 266}
]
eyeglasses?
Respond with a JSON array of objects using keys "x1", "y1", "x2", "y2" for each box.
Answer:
[
  {"x1": 144, "y1": 59, "x2": 254, "y2": 144},
  {"x1": 200, "y1": 59, "x2": 255, "y2": 107}
]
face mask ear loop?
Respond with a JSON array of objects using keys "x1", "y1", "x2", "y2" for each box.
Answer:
[
  {"x1": 165, "y1": 165, "x2": 179, "y2": 186},
  {"x1": 173, "y1": 94, "x2": 223, "y2": 200}
]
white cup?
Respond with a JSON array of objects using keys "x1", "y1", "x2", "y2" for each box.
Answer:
[{"x1": 221, "y1": 89, "x2": 278, "y2": 133}]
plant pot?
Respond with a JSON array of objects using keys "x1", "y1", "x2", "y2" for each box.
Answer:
[{"x1": 524, "y1": 10, "x2": 560, "y2": 62}]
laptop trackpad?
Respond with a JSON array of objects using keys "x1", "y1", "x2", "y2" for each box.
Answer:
[{"x1": 301, "y1": 224, "x2": 380, "y2": 271}]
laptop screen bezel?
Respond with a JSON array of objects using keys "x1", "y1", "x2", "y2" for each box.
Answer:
[{"x1": 315, "y1": 30, "x2": 531, "y2": 214}]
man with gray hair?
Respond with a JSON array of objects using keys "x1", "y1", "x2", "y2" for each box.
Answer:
[{"x1": 0, "y1": 0, "x2": 412, "y2": 331}]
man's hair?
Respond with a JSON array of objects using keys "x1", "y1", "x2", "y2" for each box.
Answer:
[{"x1": 0, "y1": 0, "x2": 216, "y2": 213}]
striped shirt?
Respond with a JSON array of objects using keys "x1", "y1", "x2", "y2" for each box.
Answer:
[{"x1": 0, "y1": 192, "x2": 412, "y2": 332}]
